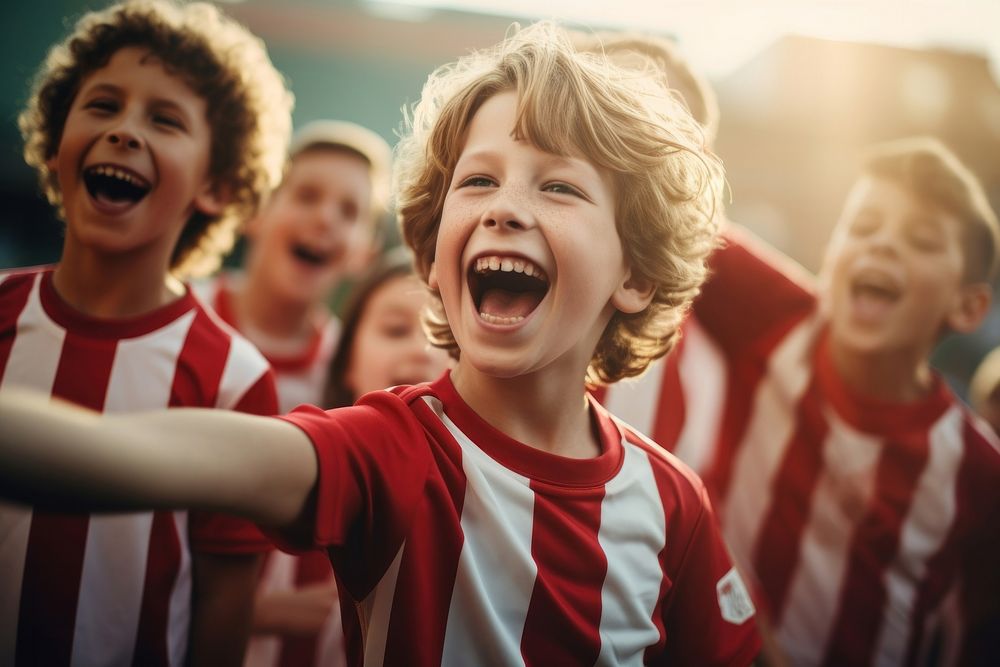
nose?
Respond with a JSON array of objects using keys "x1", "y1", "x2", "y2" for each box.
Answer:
[
  {"x1": 481, "y1": 186, "x2": 535, "y2": 232},
  {"x1": 105, "y1": 119, "x2": 143, "y2": 150}
]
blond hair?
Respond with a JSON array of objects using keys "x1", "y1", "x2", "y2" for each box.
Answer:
[
  {"x1": 395, "y1": 22, "x2": 724, "y2": 385},
  {"x1": 572, "y1": 31, "x2": 720, "y2": 147},
  {"x1": 19, "y1": 0, "x2": 293, "y2": 278},
  {"x1": 862, "y1": 137, "x2": 999, "y2": 284}
]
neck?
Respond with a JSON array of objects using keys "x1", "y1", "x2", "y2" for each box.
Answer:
[
  {"x1": 828, "y1": 335, "x2": 934, "y2": 403},
  {"x1": 236, "y1": 268, "x2": 323, "y2": 345},
  {"x1": 54, "y1": 242, "x2": 182, "y2": 318},
  {"x1": 451, "y1": 361, "x2": 598, "y2": 459}
]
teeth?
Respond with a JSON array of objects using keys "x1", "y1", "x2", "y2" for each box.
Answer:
[
  {"x1": 474, "y1": 255, "x2": 547, "y2": 282},
  {"x1": 90, "y1": 165, "x2": 145, "y2": 187},
  {"x1": 479, "y1": 311, "x2": 525, "y2": 325}
]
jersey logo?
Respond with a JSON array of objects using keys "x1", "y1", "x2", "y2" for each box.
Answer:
[{"x1": 716, "y1": 567, "x2": 755, "y2": 624}]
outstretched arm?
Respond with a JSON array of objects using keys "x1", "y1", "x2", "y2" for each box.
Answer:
[{"x1": 0, "y1": 389, "x2": 317, "y2": 528}]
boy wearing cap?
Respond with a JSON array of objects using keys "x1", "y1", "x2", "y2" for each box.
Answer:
[{"x1": 195, "y1": 120, "x2": 390, "y2": 667}]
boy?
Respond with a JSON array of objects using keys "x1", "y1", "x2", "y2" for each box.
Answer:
[
  {"x1": 606, "y1": 135, "x2": 1000, "y2": 665},
  {"x1": 197, "y1": 119, "x2": 391, "y2": 414},
  {"x1": 0, "y1": 0, "x2": 292, "y2": 665},
  {"x1": 0, "y1": 22, "x2": 760, "y2": 666},
  {"x1": 196, "y1": 120, "x2": 389, "y2": 667}
]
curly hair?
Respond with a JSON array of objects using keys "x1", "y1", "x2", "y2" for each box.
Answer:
[
  {"x1": 19, "y1": 0, "x2": 293, "y2": 278},
  {"x1": 395, "y1": 21, "x2": 725, "y2": 385}
]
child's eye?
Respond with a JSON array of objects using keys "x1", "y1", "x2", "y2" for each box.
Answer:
[
  {"x1": 458, "y1": 175, "x2": 496, "y2": 188},
  {"x1": 543, "y1": 182, "x2": 583, "y2": 197},
  {"x1": 380, "y1": 322, "x2": 412, "y2": 338},
  {"x1": 153, "y1": 114, "x2": 184, "y2": 130},
  {"x1": 84, "y1": 98, "x2": 118, "y2": 113}
]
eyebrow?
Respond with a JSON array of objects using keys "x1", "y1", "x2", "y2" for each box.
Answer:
[{"x1": 457, "y1": 148, "x2": 599, "y2": 178}]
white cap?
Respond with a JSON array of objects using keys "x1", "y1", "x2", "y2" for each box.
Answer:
[{"x1": 289, "y1": 120, "x2": 392, "y2": 208}]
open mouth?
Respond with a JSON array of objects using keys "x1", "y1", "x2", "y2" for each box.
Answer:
[
  {"x1": 83, "y1": 164, "x2": 151, "y2": 206},
  {"x1": 850, "y1": 274, "x2": 901, "y2": 303},
  {"x1": 469, "y1": 254, "x2": 549, "y2": 325},
  {"x1": 291, "y1": 243, "x2": 333, "y2": 267}
]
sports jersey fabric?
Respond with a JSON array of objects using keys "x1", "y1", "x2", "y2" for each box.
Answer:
[
  {"x1": 0, "y1": 267, "x2": 278, "y2": 667},
  {"x1": 193, "y1": 273, "x2": 340, "y2": 413},
  {"x1": 276, "y1": 371, "x2": 761, "y2": 666},
  {"x1": 599, "y1": 228, "x2": 1000, "y2": 666}
]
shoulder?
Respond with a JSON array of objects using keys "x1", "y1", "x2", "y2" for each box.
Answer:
[
  {"x1": 614, "y1": 416, "x2": 713, "y2": 518},
  {"x1": 0, "y1": 265, "x2": 49, "y2": 289}
]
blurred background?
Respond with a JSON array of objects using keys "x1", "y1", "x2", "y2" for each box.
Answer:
[{"x1": 1, "y1": 0, "x2": 997, "y2": 395}]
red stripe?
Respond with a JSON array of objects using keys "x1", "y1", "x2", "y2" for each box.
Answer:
[
  {"x1": 703, "y1": 358, "x2": 768, "y2": 505},
  {"x1": 17, "y1": 332, "x2": 117, "y2": 666},
  {"x1": 630, "y1": 436, "x2": 703, "y2": 663},
  {"x1": 520, "y1": 484, "x2": 606, "y2": 666},
  {"x1": 132, "y1": 306, "x2": 230, "y2": 663},
  {"x1": 378, "y1": 418, "x2": 466, "y2": 667},
  {"x1": 821, "y1": 430, "x2": 931, "y2": 666},
  {"x1": 168, "y1": 307, "x2": 230, "y2": 408},
  {"x1": 233, "y1": 372, "x2": 279, "y2": 416},
  {"x1": 131, "y1": 512, "x2": 181, "y2": 667},
  {"x1": 651, "y1": 345, "x2": 685, "y2": 452},
  {"x1": 751, "y1": 375, "x2": 828, "y2": 623},
  {"x1": 0, "y1": 273, "x2": 36, "y2": 382}
]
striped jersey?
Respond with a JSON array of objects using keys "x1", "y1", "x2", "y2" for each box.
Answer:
[
  {"x1": 193, "y1": 273, "x2": 345, "y2": 667},
  {"x1": 193, "y1": 273, "x2": 340, "y2": 413},
  {"x1": 0, "y1": 267, "x2": 279, "y2": 667},
  {"x1": 600, "y1": 229, "x2": 1000, "y2": 666},
  {"x1": 277, "y1": 372, "x2": 761, "y2": 666}
]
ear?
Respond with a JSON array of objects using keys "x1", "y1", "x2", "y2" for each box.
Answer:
[
  {"x1": 193, "y1": 181, "x2": 231, "y2": 218},
  {"x1": 611, "y1": 268, "x2": 655, "y2": 314},
  {"x1": 427, "y1": 261, "x2": 439, "y2": 290},
  {"x1": 46, "y1": 154, "x2": 59, "y2": 174},
  {"x1": 946, "y1": 282, "x2": 992, "y2": 334}
]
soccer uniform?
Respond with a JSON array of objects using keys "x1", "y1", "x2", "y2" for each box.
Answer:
[
  {"x1": 195, "y1": 273, "x2": 345, "y2": 667},
  {"x1": 194, "y1": 273, "x2": 340, "y2": 413},
  {"x1": 0, "y1": 267, "x2": 278, "y2": 667},
  {"x1": 600, "y1": 227, "x2": 1000, "y2": 666},
  {"x1": 276, "y1": 371, "x2": 761, "y2": 667}
]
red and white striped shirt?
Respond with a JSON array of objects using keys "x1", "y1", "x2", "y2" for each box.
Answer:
[
  {"x1": 600, "y1": 229, "x2": 1000, "y2": 666},
  {"x1": 0, "y1": 267, "x2": 279, "y2": 667},
  {"x1": 194, "y1": 273, "x2": 345, "y2": 667},
  {"x1": 277, "y1": 372, "x2": 761, "y2": 666},
  {"x1": 194, "y1": 273, "x2": 340, "y2": 413}
]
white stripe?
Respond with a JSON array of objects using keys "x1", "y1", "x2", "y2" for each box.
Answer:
[
  {"x1": 217, "y1": 334, "x2": 270, "y2": 409},
  {"x1": 0, "y1": 275, "x2": 62, "y2": 662},
  {"x1": 70, "y1": 314, "x2": 196, "y2": 666},
  {"x1": 71, "y1": 514, "x2": 155, "y2": 666},
  {"x1": 721, "y1": 316, "x2": 820, "y2": 573},
  {"x1": 360, "y1": 543, "x2": 406, "y2": 667},
  {"x1": 101, "y1": 311, "x2": 196, "y2": 414},
  {"x1": 872, "y1": 407, "x2": 964, "y2": 667},
  {"x1": 595, "y1": 441, "x2": 666, "y2": 666},
  {"x1": 430, "y1": 397, "x2": 537, "y2": 667},
  {"x1": 167, "y1": 511, "x2": 191, "y2": 667},
  {"x1": 776, "y1": 410, "x2": 883, "y2": 666},
  {"x1": 601, "y1": 349, "x2": 668, "y2": 437},
  {"x1": 0, "y1": 274, "x2": 63, "y2": 394},
  {"x1": 673, "y1": 319, "x2": 727, "y2": 475}
]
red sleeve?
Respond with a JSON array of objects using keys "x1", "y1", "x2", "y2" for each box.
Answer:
[
  {"x1": 657, "y1": 486, "x2": 761, "y2": 666},
  {"x1": 694, "y1": 224, "x2": 818, "y2": 357},
  {"x1": 270, "y1": 391, "x2": 433, "y2": 598},
  {"x1": 190, "y1": 370, "x2": 280, "y2": 554}
]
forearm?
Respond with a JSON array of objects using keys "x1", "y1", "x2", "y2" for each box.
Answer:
[
  {"x1": 0, "y1": 388, "x2": 318, "y2": 526},
  {"x1": 189, "y1": 552, "x2": 264, "y2": 667}
]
